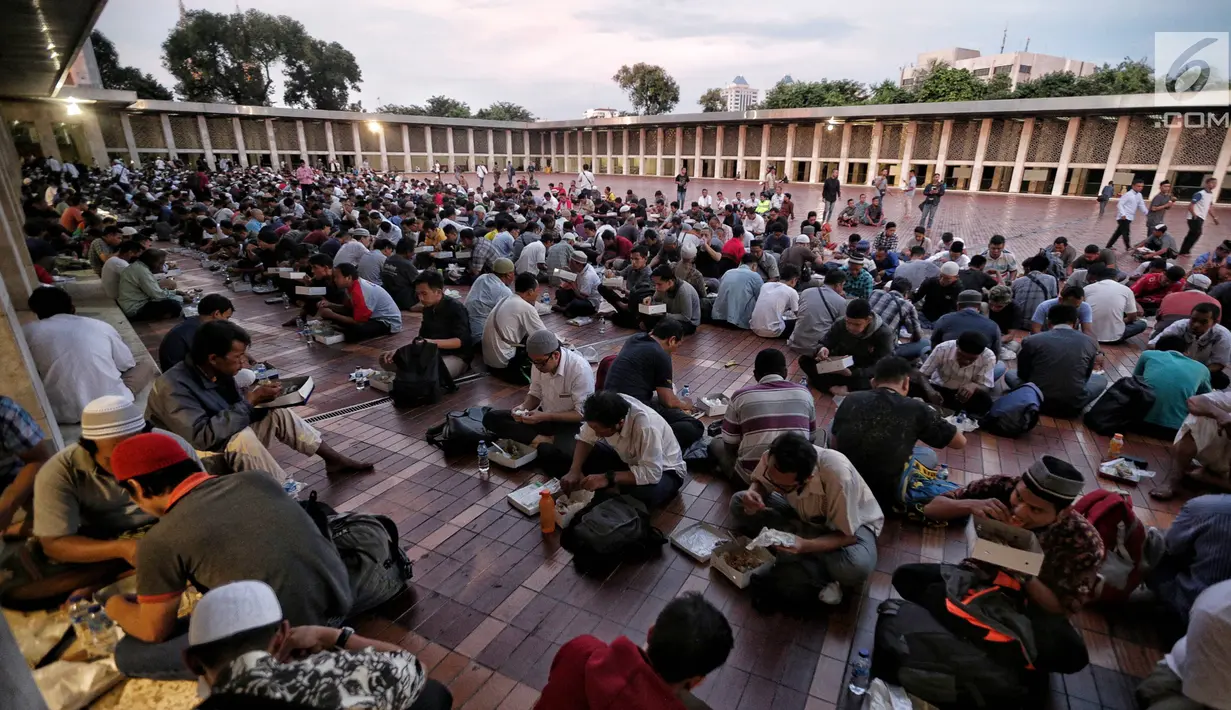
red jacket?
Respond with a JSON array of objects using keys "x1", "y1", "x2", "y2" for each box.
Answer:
[{"x1": 534, "y1": 636, "x2": 688, "y2": 710}]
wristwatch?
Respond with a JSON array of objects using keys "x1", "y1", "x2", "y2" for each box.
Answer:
[
  {"x1": 606, "y1": 470, "x2": 616, "y2": 488},
  {"x1": 334, "y1": 626, "x2": 355, "y2": 650}
]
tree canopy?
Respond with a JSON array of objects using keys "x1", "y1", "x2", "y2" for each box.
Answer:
[
  {"x1": 612, "y1": 63, "x2": 680, "y2": 115},
  {"x1": 475, "y1": 102, "x2": 536, "y2": 121},
  {"x1": 377, "y1": 96, "x2": 472, "y2": 118},
  {"x1": 698, "y1": 88, "x2": 725, "y2": 112},
  {"x1": 91, "y1": 31, "x2": 172, "y2": 100},
  {"x1": 760, "y1": 78, "x2": 867, "y2": 109},
  {"x1": 161, "y1": 9, "x2": 360, "y2": 109}
]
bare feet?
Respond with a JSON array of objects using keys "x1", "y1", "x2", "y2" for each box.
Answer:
[
  {"x1": 1148, "y1": 482, "x2": 1180, "y2": 501},
  {"x1": 530, "y1": 434, "x2": 554, "y2": 448},
  {"x1": 325, "y1": 456, "x2": 374, "y2": 476}
]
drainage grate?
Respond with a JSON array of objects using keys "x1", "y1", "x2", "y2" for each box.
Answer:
[{"x1": 303, "y1": 397, "x2": 392, "y2": 424}]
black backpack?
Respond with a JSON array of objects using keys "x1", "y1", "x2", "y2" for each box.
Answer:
[
  {"x1": 980, "y1": 383, "x2": 1042, "y2": 438},
  {"x1": 561, "y1": 494, "x2": 666, "y2": 578},
  {"x1": 1083, "y1": 376, "x2": 1156, "y2": 436},
  {"x1": 871, "y1": 599, "x2": 1030, "y2": 709},
  {"x1": 425, "y1": 406, "x2": 491, "y2": 457},
  {"x1": 329, "y1": 512, "x2": 414, "y2": 615},
  {"x1": 391, "y1": 340, "x2": 454, "y2": 408}
]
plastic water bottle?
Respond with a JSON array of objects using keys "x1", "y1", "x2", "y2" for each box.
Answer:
[
  {"x1": 540, "y1": 291, "x2": 551, "y2": 306},
  {"x1": 84, "y1": 605, "x2": 119, "y2": 657},
  {"x1": 281, "y1": 292, "x2": 291, "y2": 309},
  {"x1": 252, "y1": 363, "x2": 267, "y2": 380},
  {"x1": 680, "y1": 385, "x2": 691, "y2": 398},
  {"x1": 598, "y1": 316, "x2": 608, "y2": 334},
  {"x1": 848, "y1": 649, "x2": 872, "y2": 696},
  {"x1": 67, "y1": 595, "x2": 92, "y2": 644},
  {"x1": 938, "y1": 464, "x2": 950, "y2": 480},
  {"x1": 477, "y1": 441, "x2": 490, "y2": 477}
]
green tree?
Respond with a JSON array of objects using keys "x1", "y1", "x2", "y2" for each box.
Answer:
[
  {"x1": 422, "y1": 96, "x2": 471, "y2": 118},
  {"x1": 1076, "y1": 58, "x2": 1155, "y2": 95},
  {"x1": 612, "y1": 63, "x2": 680, "y2": 115},
  {"x1": 376, "y1": 103, "x2": 424, "y2": 115},
  {"x1": 475, "y1": 101, "x2": 535, "y2": 121},
  {"x1": 162, "y1": 9, "x2": 360, "y2": 108},
  {"x1": 760, "y1": 78, "x2": 867, "y2": 109},
  {"x1": 698, "y1": 88, "x2": 725, "y2": 112},
  {"x1": 91, "y1": 31, "x2": 172, "y2": 100},
  {"x1": 983, "y1": 73, "x2": 1013, "y2": 100},
  {"x1": 1012, "y1": 71, "x2": 1085, "y2": 99},
  {"x1": 912, "y1": 65, "x2": 990, "y2": 103},
  {"x1": 283, "y1": 39, "x2": 361, "y2": 111},
  {"x1": 865, "y1": 79, "x2": 914, "y2": 105}
]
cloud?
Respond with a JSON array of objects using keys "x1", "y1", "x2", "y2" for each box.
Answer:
[{"x1": 93, "y1": 0, "x2": 1228, "y2": 120}]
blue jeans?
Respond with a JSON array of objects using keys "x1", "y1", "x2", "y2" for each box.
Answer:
[
  {"x1": 1004, "y1": 371, "x2": 1108, "y2": 416},
  {"x1": 895, "y1": 339, "x2": 931, "y2": 362},
  {"x1": 1111, "y1": 319, "x2": 1148, "y2": 343},
  {"x1": 993, "y1": 361, "x2": 1007, "y2": 382},
  {"x1": 114, "y1": 618, "x2": 194, "y2": 680}
]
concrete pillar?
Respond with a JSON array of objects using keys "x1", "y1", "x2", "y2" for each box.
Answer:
[
  {"x1": 1099, "y1": 116, "x2": 1131, "y2": 189},
  {"x1": 1009, "y1": 118, "x2": 1035, "y2": 194},
  {"x1": 79, "y1": 110, "x2": 110, "y2": 168},
  {"x1": 523, "y1": 129, "x2": 531, "y2": 169},
  {"x1": 1052, "y1": 117, "x2": 1082, "y2": 197},
  {"x1": 487, "y1": 129, "x2": 495, "y2": 171},
  {"x1": 467, "y1": 128, "x2": 476, "y2": 171},
  {"x1": 232, "y1": 118, "x2": 247, "y2": 168},
  {"x1": 1153, "y1": 116, "x2": 1185, "y2": 194},
  {"x1": 1211, "y1": 124, "x2": 1231, "y2": 197},
  {"x1": 736, "y1": 125, "x2": 747, "y2": 179},
  {"x1": 351, "y1": 123, "x2": 363, "y2": 166},
  {"x1": 656, "y1": 127, "x2": 665, "y2": 177},
  {"x1": 900, "y1": 121, "x2": 917, "y2": 179},
  {"x1": 377, "y1": 124, "x2": 389, "y2": 172},
  {"x1": 784, "y1": 124, "x2": 796, "y2": 182},
  {"x1": 549, "y1": 131, "x2": 557, "y2": 171},
  {"x1": 809, "y1": 123, "x2": 822, "y2": 183},
  {"x1": 970, "y1": 118, "x2": 993, "y2": 192},
  {"x1": 674, "y1": 128, "x2": 684, "y2": 176},
  {"x1": 591, "y1": 131, "x2": 599, "y2": 171},
  {"x1": 715, "y1": 126, "x2": 726, "y2": 179},
  {"x1": 120, "y1": 113, "x2": 141, "y2": 167},
  {"x1": 401, "y1": 125, "x2": 411, "y2": 171},
  {"x1": 445, "y1": 127, "x2": 455, "y2": 170},
  {"x1": 159, "y1": 114, "x2": 177, "y2": 161},
  {"x1": 638, "y1": 128, "x2": 646, "y2": 176},
  {"x1": 934, "y1": 119, "x2": 954, "y2": 180},
  {"x1": 837, "y1": 123, "x2": 852, "y2": 182},
  {"x1": 867, "y1": 122, "x2": 883, "y2": 185},
  {"x1": 759, "y1": 124, "x2": 770, "y2": 180},
  {"x1": 506, "y1": 129, "x2": 514, "y2": 168},
  {"x1": 295, "y1": 120, "x2": 308, "y2": 163},
  {"x1": 195, "y1": 116, "x2": 215, "y2": 169},
  {"x1": 622, "y1": 129, "x2": 630, "y2": 175},
  {"x1": 425, "y1": 126, "x2": 434, "y2": 167},
  {"x1": 33, "y1": 117, "x2": 62, "y2": 162},
  {"x1": 324, "y1": 121, "x2": 336, "y2": 165},
  {"x1": 265, "y1": 119, "x2": 279, "y2": 169}
]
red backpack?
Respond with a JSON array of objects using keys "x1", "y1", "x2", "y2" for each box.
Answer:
[{"x1": 1073, "y1": 490, "x2": 1146, "y2": 603}]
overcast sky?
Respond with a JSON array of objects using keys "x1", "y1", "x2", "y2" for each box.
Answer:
[{"x1": 95, "y1": 0, "x2": 1228, "y2": 120}]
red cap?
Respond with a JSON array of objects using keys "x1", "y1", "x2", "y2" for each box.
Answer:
[{"x1": 111, "y1": 432, "x2": 192, "y2": 481}]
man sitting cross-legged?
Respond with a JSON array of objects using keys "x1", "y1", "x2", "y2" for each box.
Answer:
[
  {"x1": 186, "y1": 580, "x2": 452, "y2": 710},
  {"x1": 729, "y1": 432, "x2": 883, "y2": 606},
  {"x1": 798, "y1": 297, "x2": 896, "y2": 395},
  {"x1": 1150, "y1": 390, "x2": 1231, "y2": 501},
  {"x1": 709, "y1": 349, "x2": 818, "y2": 486},
  {"x1": 483, "y1": 330, "x2": 594, "y2": 474},
  {"x1": 561, "y1": 391, "x2": 687, "y2": 510},
  {"x1": 917, "y1": 331, "x2": 997, "y2": 416},
  {"x1": 103, "y1": 432, "x2": 354, "y2": 680},
  {"x1": 147, "y1": 320, "x2": 371, "y2": 491},
  {"x1": 481, "y1": 272, "x2": 546, "y2": 385},
  {"x1": 317, "y1": 262, "x2": 403, "y2": 343}
]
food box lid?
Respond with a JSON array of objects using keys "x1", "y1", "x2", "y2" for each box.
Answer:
[
  {"x1": 965, "y1": 516, "x2": 1045, "y2": 575},
  {"x1": 670, "y1": 522, "x2": 731, "y2": 563},
  {"x1": 507, "y1": 479, "x2": 562, "y2": 515}
]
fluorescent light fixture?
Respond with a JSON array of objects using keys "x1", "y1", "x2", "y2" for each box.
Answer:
[{"x1": 65, "y1": 98, "x2": 81, "y2": 116}]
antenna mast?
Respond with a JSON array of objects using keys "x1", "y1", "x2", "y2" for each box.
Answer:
[{"x1": 1000, "y1": 26, "x2": 1007, "y2": 53}]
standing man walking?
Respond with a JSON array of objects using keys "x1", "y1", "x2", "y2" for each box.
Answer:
[
  {"x1": 1146, "y1": 179, "x2": 1177, "y2": 239},
  {"x1": 919, "y1": 172, "x2": 946, "y2": 231},
  {"x1": 902, "y1": 169, "x2": 917, "y2": 216},
  {"x1": 676, "y1": 165, "x2": 690, "y2": 207},
  {"x1": 476, "y1": 162, "x2": 488, "y2": 191},
  {"x1": 1097, "y1": 180, "x2": 1114, "y2": 217},
  {"x1": 1181, "y1": 176, "x2": 1221, "y2": 256},
  {"x1": 1107, "y1": 177, "x2": 1148, "y2": 251},
  {"x1": 577, "y1": 162, "x2": 596, "y2": 197},
  {"x1": 506, "y1": 160, "x2": 515, "y2": 187},
  {"x1": 821, "y1": 169, "x2": 841, "y2": 223},
  {"x1": 873, "y1": 168, "x2": 890, "y2": 209}
]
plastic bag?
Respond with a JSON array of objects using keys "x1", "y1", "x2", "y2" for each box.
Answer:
[{"x1": 746, "y1": 527, "x2": 797, "y2": 550}]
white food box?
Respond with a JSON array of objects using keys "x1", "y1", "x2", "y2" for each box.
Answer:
[
  {"x1": 314, "y1": 331, "x2": 345, "y2": 345},
  {"x1": 507, "y1": 479, "x2": 562, "y2": 515},
  {"x1": 267, "y1": 267, "x2": 292, "y2": 274},
  {"x1": 670, "y1": 522, "x2": 731, "y2": 563},
  {"x1": 280, "y1": 271, "x2": 308, "y2": 280},
  {"x1": 253, "y1": 376, "x2": 315, "y2": 409},
  {"x1": 965, "y1": 517, "x2": 1044, "y2": 576},
  {"x1": 415, "y1": 245, "x2": 436, "y2": 254},
  {"x1": 454, "y1": 251, "x2": 472, "y2": 259},
  {"x1": 163, "y1": 268, "x2": 183, "y2": 278},
  {"x1": 638, "y1": 302, "x2": 666, "y2": 315},
  {"x1": 554, "y1": 268, "x2": 578, "y2": 282},
  {"x1": 228, "y1": 281, "x2": 252, "y2": 293},
  {"x1": 554, "y1": 490, "x2": 594, "y2": 528},
  {"x1": 489, "y1": 439, "x2": 538, "y2": 470},
  {"x1": 368, "y1": 371, "x2": 394, "y2": 393},
  {"x1": 296, "y1": 285, "x2": 327, "y2": 296},
  {"x1": 710, "y1": 538, "x2": 775, "y2": 589},
  {"x1": 812, "y1": 355, "x2": 855, "y2": 374},
  {"x1": 602, "y1": 277, "x2": 626, "y2": 288},
  {"x1": 433, "y1": 252, "x2": 455, "y2": 260},
  {"x1": 698, "y1": 393, "x2": 730, "y2": 418}
]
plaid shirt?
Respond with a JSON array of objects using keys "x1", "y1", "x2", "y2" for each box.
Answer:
[
  {"x1": 868, "y1": 289, "x2": 922, "y2": 339},
  {"x1": 919, "y1": 340, "x2": 996, "y2": 389},
  {"x1": 468, "y1": 236, "x2": 498, "y2": 275},
  {"x1": 873, "y1": 230, "x2": 898, "y2": 253},
  {"x1": 0, "y1": 396, "x2": 44, "y2": 482},
  {"x1": 843, "y1": 268, "x2": 875, "y2": 300}
]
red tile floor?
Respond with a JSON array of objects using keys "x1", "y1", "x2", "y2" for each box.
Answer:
[{"x1": 130, "y1": 181, "x2": 1230, "y2": 710}]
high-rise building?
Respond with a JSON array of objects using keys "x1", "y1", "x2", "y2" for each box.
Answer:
[
  {"x1": 583, "y1": 108, "x2": 619, "y2": 119},
  {"x1": 900, "y1": 48, "x2": 1098, "y2": 92},
  {"x1": 720, "y1": 76, "x2": 760, "y2": 112}
]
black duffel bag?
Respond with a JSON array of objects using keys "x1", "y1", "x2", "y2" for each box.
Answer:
[{"x1": 1083, "y1": 376, "x2": 1156, "y2": 436}]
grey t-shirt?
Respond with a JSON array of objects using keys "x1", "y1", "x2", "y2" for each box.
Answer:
[
  {"x1": 1146, "y1": 193, "x2": 1172, "y2": 228},
  {"x1": 135, "y1": 471, "x2": 352, "y2": 625},
  {"x1": 32, "y1": 429, "x2": 196, "y2": 539}
]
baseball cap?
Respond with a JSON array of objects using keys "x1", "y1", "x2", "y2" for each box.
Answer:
[
  {"x1": 492, "y1": 258, "x2": 514, "y2": 274},
  {"x1": 939, "y1": 262, "x2": 960, "y2": 276},
  {"x1": 957, "y1": 289, "x2": 984, "y2": 306},
  {"x1": 80, "y1": 395, "x2": 144, "y2": 441},
  {"x1": 110, "y1": 432, "x2": 194, "y2": 482},
  {"x1": 1187, "y1": 273, "x2": 1212, "y2": 291},
  {"x1": 526, "y1": 330, "x2": 560, "y2": 357},
  {"x1": 188, "y1": 581, "x2": 283, "y2": 647},
  {"x1": 988, "y1": 284, "x2": 1012, "y2": 304}
]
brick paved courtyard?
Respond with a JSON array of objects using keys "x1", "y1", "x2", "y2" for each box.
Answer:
[{"x1": 132, "y1": 179, "x2": 1230, "y2": 710}]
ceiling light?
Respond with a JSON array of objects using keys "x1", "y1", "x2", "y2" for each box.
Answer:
[
  {"x1": 366, "y1": 121, "x2": 382, "y2": 133},
  {"x1": 65, "y1": 98, "x2": 81, "y2": 116}
]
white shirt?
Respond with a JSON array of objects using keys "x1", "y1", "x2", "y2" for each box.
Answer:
[
  {"x1": 926, "y1": 251, "x2": 971, "y2": 269},
  {"x1": 476, "y1": 165, "x2": 488, "y2": 178},
  {"x1": 516, "y1": 240, "x2": 547, "y2": 275},
  {"x1": 742, "y1": 215, "x2": 766, "y2": 237},
  {"x1": 1191, "y1": 188, "x2": 1215, "y2": 220},
  {"x1": 482, "y1": 295, "x2": 546, "y2": 367},
  {"x1": 47, "y1": 157, "x2": 61, "y2": 172},
  {"x1": 101, "y1": 257, "x2": 129, "y2": 301},
  {"x1": 577, "y1": 170, "x2": 596, "y2": 190},
  {"x1": 697, "y1": 195, "x2": 713, "y2": 208},
  {"x1": 1165, "y1": 580, "x2": 1231, "y2": 709},
  {"x1": 750, "y1": 282, "x2": 800, "y2": 338},
  {"x1": 578, "y1": 394, "x2": 684, "y2": 485},
  {"x1": 23, "y1": 314, "x2": 135, "y2": 424},
  {"x1": 527, "y1": 346, "x2": 594, "y2": 415},
  {"x1": 1084, "y1": 279, "x2": 1139, "y2": 343},
  {"x1": 919, "y1": 341, "x2": 996, "y2": 389},
  {"x1": 1117, "y1": 189, "x2": 1148, "y2": 221}
]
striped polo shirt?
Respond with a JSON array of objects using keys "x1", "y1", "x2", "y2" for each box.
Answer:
[{"x1": 720, "y1": 375, "x2": 817, "y2": 483}]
